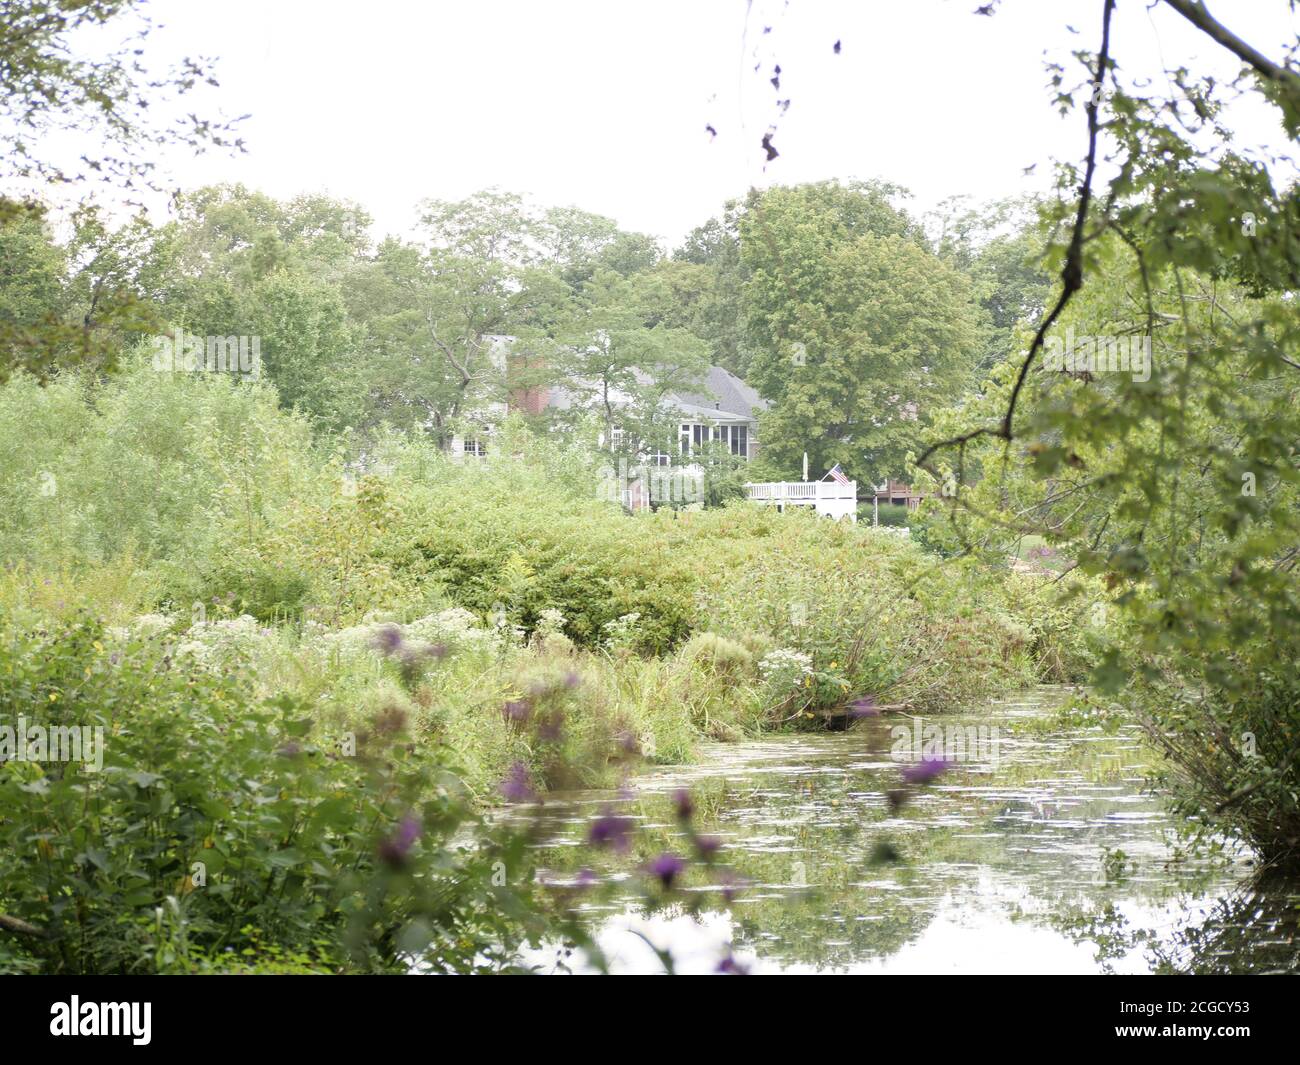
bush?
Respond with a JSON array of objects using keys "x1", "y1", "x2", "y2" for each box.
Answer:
[
  {"x1": 0, "y1": 614, "x2": 572, "y2": 973},
  {"x1": 860, "y1": 501, "x2": 910, "y2": 527}
]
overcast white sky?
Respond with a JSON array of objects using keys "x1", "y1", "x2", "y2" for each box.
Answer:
[{"x1": 59, "y1": 0, "x2": 1300, "y2": 246}]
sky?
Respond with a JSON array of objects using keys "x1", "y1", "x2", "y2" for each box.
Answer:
[{"x1": 48, "y1": 0, "x2": 1300, "y2": 247}]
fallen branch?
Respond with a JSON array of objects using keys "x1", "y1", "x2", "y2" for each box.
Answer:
[{"x1": 0, "y1": 913, "x2": 46, "y2": 938}]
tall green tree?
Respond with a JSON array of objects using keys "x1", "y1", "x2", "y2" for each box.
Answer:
[
  {"x1": 554, "y1": 268, "x2": 710, "y2": 456},
  {"x1": 739, "y1": 180, "x2": 982, "y2": 484}
]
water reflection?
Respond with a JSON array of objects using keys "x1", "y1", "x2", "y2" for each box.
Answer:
[{"x1": 510, "y1": 687, "x2": 1295, "y2": 974}]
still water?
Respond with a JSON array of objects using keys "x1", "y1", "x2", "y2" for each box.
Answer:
[{"x1": 514, "y1": 687, "x2": 1300, "y2": 974}]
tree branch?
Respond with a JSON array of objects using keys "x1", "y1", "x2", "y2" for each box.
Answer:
[
  {"x1": 1161, "y1": 0, "x2": 1300, "y2": 97},
  {"x1": 0, "y1": 913, "x2": 46, "y2": 938},
  {"x1": 916, "y1": 0, "x2": 1116, "y2": 472}
]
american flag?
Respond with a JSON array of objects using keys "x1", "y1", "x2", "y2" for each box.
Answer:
[{"x1": 826, "y1": 463, "x2": 851, "y2": 486}]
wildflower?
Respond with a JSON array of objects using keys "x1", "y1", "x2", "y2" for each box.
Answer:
[
  {"x1": 378, "y1": 814, "x2": 422, "y2": 868},
  {"x1": 672, "y1": 788, "x2": 694, "y2": 821},
  {"x1": 372, "y1": 624, "x2": 404, "y2": 654},
  {"x1": 694, "y1": 834, "x2": 722, "y2": 859},
  {"x1": 646, "y1": 852, "x2": 686, "y2": 889},
  {"x1": 901, "y1": 756, "x2": 949, "y2": 785},
  {"x1": 588, "y1": 809, "x2": 634, "y2": 852},
  {"x1": 848, "y1": 695, "x2": 880, "y2": 719},
  {"x1": 718, "y1": 869, "x2": 743, "y2": 902},
  {"x1": 499, "y1": 761, "x2": 536, "y2": 802},
  {"x1": 716, "y1": 951, "x2": 750, "y2": 975},
  {"x1": 502, "y1": 699, "x2": 531, "y2": 722}
]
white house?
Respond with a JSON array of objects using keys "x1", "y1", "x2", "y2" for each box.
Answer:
[{"x1": 449, "y1": 336, "x2": 855, "y2": 520}]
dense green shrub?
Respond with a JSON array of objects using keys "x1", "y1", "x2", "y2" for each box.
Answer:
[
  {"x1": 859, "y1": 502, "x2": 910, "y2": 527},
  {"x1": 0, "y1": 614, "x2": 572, "y2": 973}
]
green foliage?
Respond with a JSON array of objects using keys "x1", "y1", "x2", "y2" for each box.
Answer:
[
  {"x1": 912, "y1": 12, "x2": 1300, "y2": 868},
  {"x1": 738, "y1": 180, "x2": 984, "y2": 482},
  {"x1": 864, "y1": 502, "x2": 911, "y2": 527},
  {"x1": 0, "y1": 614, "x2": 569, "y2": 974},
  {"x1": 0, "y1": 1, "x2": 241, "y2": 196},
  {"x1": 0, "y1": 356, "x2": 318, "y2": 573}
]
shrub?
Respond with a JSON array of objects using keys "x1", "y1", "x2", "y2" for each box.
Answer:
[{"x1": 0, "y1": 614, "x2": 572, "y2": 973}]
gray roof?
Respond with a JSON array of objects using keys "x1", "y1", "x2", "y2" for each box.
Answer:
[
  {"x1": 667, "y1": 366, "x2": 767, "y2": 422},
  {"x1": 545, "y1": 365, "x2": 765, "y2": 423}
]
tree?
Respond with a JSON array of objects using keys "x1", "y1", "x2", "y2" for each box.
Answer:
[
  {"x1": 554, "y1": 268, "x2": 710, "y2": 458},
  {"x1": 911, "y1": 0, "x2": 1300, "y2": 869},
  {"x1": 147, "y1": 186, "x2": 371, "y2": 430},
  {"x1": 0, "y1": 0, "x2": 243, "y2": 200},
  {"x1": 344, "y1": 191, "x2": 568, "y2": 442},
  {"x1": 739, "y1": 181, "x2": 982, "y2": 483}
]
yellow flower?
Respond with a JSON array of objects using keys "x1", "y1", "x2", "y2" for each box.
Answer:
[{"x1": 829, "y1": 661, "x2": 838, "y2": 669}]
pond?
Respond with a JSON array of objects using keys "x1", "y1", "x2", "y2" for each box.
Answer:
[{"x1": 510, "y1": 687, "x2": 1300, "y2": 974}]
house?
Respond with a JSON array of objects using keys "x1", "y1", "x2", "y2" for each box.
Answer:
[
  {"x1": 449, "y1": 337, "x2": 856, "y2": 521},
  {"x1": 872, "y1": 478, "x2": 926, "y2": 511},
  {"x1": 450, "y1": 337, "x2": 765, "y2": 468}
]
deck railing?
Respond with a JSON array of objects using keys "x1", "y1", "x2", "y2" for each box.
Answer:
[{"x1": 744, "y1": 480, "x2": 856, "y2": 502}]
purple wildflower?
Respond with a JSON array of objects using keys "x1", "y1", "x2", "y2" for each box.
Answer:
[
  {"x1": 502, "y1": 699, "x2": 532, "y2": 722},
  {"x1": 716, "y1": 951, "x2": 750, "y2": 975},
  {"x1": 694, "y1": 834, "x2": 722, "y2": 859},
  {"x1": 848, "y1": 695, "x2": 880, "y2": 719},
  {"x1": 562, "y1": 670, "x2": 582, "y2": 689},
  {"x1": 499, "y1": 761, "x2": 536, "y2": 802},
  {"x1": 901, "y1": 756, "x2": 949, "y2": 785},
  {"x1": 588, "y1": 808, "x2": 634, "y2": 852},
  {"x1": 672, "y1": 788, "x2": 694, "y2": 821},
  {"x1": 378, "y1": 814, "x2": 422, "y2": 868},
  {"x1": 646, "y1": 852, "x2": 686, "y2": 889},
  {"x1": 372, "y1": 624, "x2": 404, "y2": 654},
  {"x1": 574, "y1": 867, "x2": 599, "y2": 889}
]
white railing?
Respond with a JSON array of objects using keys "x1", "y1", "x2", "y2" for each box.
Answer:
[
  {"x1": 744, "y1": 481, "x2": 856, "y2": 502},
  {"x1": 744, "y1": 480, "x2": 859, "y2": 522}
]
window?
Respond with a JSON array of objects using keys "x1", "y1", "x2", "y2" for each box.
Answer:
[
  {"x1": 463, "y1": 437, "x2": 487, "y2": 458},
  {"x1": 677, "y1": 422, "x2": 749, "y2": 459},
  {"x1": 730, "y1": 424, "x2": 748, "y2": 458}
]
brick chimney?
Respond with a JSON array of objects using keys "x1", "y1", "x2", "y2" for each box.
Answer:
[{"x1": 506, "y1": 348, "x2": 550, "y2": 414}]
